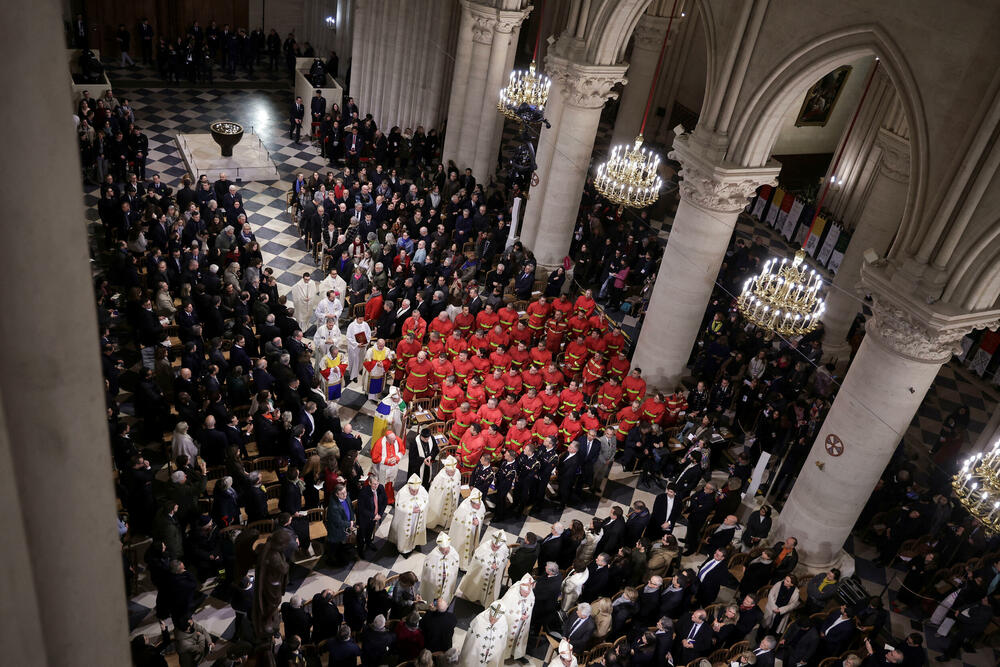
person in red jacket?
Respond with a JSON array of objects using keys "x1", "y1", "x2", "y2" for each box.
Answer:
[
  {"x1": 563, "y1": 336, "x2": 589, "y2": 374},
  {"x1": 505, "y1": 416, "x2": 532, "y2": 454},
  {"x1": 567, "y1": 312, "x2": 590, "y2": 340},
  {"x1": 430, "y1": 351, "x2": 453, "y2": 388},
  {"x1": 581, "y1": 353, "x2": 605, "y2": 396},
  {"x1": 521, "y1": 365, "x2": 545, "y2": 393},
  {"x1": 428, "y1": 311, "x2": 454, "y2": 339},
  {"x1": 403, "y1": 350, "x2": 434, "y2": 402},
  {"x1": 539, "y1": 383, "x2": 561, "y2": 416},
  {"x1": 532, "y1": 413, "x2": 559, "y2": 445},
  {"x1": 497, "y1": 303, "x2": 519, "y2": 332},
  {"x1": 580, "y1": 406, "x2": 601, "y2": 433},
  {"x1": 452, "y1": 350, "x2": 475, "y2": 387},
  {"x1": 465, "y1": 376, "x2": 487, "y2": 410},
  {"x1": 574, "y1": 288, "x2": 596, "y2": 318},
  {"x1": 457, "y1": 423, "x2": 486, "y2": 471},
  {"x1": 400, "y1": 310, "x2": 427, "y2": 342},
  {"x1": 425, "y1": 331, "x2": 445, "y2": 359},
  {"x1": 603, "y1": 328, "x2": 626, "y2": 357},
  {"x1": 488, "y1": 345, "x2": 512, "y2": 373},
  {"x1": 487, "y1": 324, "x2": 510, "y2": 351},
  {"x1": 437, "y1": 375, "x2": 465, "y2": 421},
  {"x1": 364, "y1": 288, "x2": 384, "y2": 323},
  {"x1": 454, "y1": 304, "x2": 475, "y2": 338},
  {"x1": 475, "y1": 303, "x2": 500, "y2": 333},
  {"x1": 541, "y1": 362, "x2": 565, "y2": 389},
  {"x1": 510, "y1": 321, "x2": 533, "y2": 347},
  {"x1": 526, "y1": 296, "x2": 551, "y2": 339},
  {"x1": 595, "y1": 377, "x2": 624, "y2": 420},
  {"x1": 559, "y1": 411, "x2": 583, "y2": 446},
  {"x1": 498, "y1": 393, "x2": 521, "y2": 428},
  {"x1": 517, "y1": 386, "x2": 543, "y2": 422},
  {"x1": 395, "y1": 332, "x2": 422, "y2": 382},
  {"x1": 445, "y1": 329, "x2": 468, "y2": 358},
  {"x1": 502, "y1": 367, "x2": 523, "y2": 396},
  {"x1": 622, "y1": 367, "x2": 647, "y2": 405},
  {"x1": 544, "y1": 311, "x2": 568, "y2": 354},
  {"x1": 664, "y1": 386, "x2": 689, "y2": 426},
  {"x1": 449, "y1": 401, "x2": 476, "y2": 445},
  {"x1": 558, "y1": 380, "x2": 585, "y2": 417},
  {"x1": 529, "y1": 341, "x2": 552, "y2": 369},
  {"x1": 509, "y1": 341, "x2": 531, "y2": 370},
  {"x1": 551, "y1": 293, "x2": 573, "y2": 320},
  {"x1": 607, "y1": 350, "x2": 630, "y2": 382},
  {"x1": 470, "y1": 347, "x2": 491, "y2": 381},
  {"x1": 584, "y1": 330, "x2": 607, "y2": 358},
  {"x1": 615, "y1": 399, "x2": 643, "y2": 441},
  {"x1": 476, "y1": 396, "x2": 504, "y2": 431},
  {"x1": 483, "y1": 369, "x2": 506, "y2": 401},
  {"x1": 482, "y1": 423, "x2": 504, "y2": 463},
  {"x1": 640, "y1": 392, "x2": 667, "y2": 426},
  {"x1": 467, "y1": 329, "x2": 491, "y2": 357}
]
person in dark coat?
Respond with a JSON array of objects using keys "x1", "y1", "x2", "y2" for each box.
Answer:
[
  {"x1": 343, "y1": 582, "x2": 368, "y2": 633},
  {"x1": 674, "y1": 609, "x2": 713, "y2": 663},
  {"x1": 741, "y1": 505, "x2": 773, "y2": 550},
  {"x1": 780, "y1": 616, "x2": 819, "y2": 667},
  {"x1": 652, "y1": 617, "x2": 674, "y2": 664},
  {"x1": 325, "y1": 483, "x2": 355, "y2": 566},
  {"x1": 556, "y1": 443, "x2": 582, "y2": 508},
  {"x1": 739, "y1": 549, "x2": 775, "y2": 598},
  {"x1": 538, "y1": 525, "x2": 567, "y2": 573},
  {"x1": 625, "y1": 501, "x2": 651, "y2": 547},
  {"x1": 770, "y1": 537, "x2": 799, "y2": 583},
  {"x1": 595, "y1": 507, "x2": 625, "y2": 556},
  {"x1": 419, "y1": 597, "x2": 457, "y2": 652},
  {"x1": 637, "y1": 577, "x2": 665, "y2": 625},
  {"x1": 695, "y1": 549, "x2": 731, "y2": 606},
  {"x1": 280, "y1": 596, "x2": 312, "y2": 643},
  {"x1": 683, "y1": 483, "x2": 717, "y2": 556},
  {"x1": 508, "y1": 533, "x2": 539, "y2": 584},
  {"x1": 532, "y1": 561, "x2": 563, "y2": 632},
  {"x1": 328, "y1": 623, "x2": 362, "y2": 667},
  {"x1": 935, "y1": 596, "x2": 993, "y2": 661},
  {"x1": 580, "y1": 553, "x2": 612, "y2": 603},
  {"x1": 630, "y1": 631, "x2": 657, "y2": 667},
  {"x1": 312, "y1": 589, "x2": 344, "y2": 643},
  {"x1": 646, "y1": 484, "x2": 682, "y2": 541},
  {"x1": 242, "y1": 472, "x2": 269, "y2": 523},
  {"x1": 356, "y1": 472, "x2": 388, "y2": 555},
  {"x1": 561, "y1": 603, "x2": 597, "y2": 647},
  {"x1": 729, "y1": 595, "x2": 764, "y2": 646},
  {"x1": 360, "y1": 615, "x2": 395, "y2": 667},
  {"x1": 817, "y1": 605, "x2": 855, "y2": 658}
]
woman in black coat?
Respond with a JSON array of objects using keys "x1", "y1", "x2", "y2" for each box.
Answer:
[
  {"x1": 741, "y1": 505, "x2": 773, "y2": 550},
  {"x1": 544, "y1": 267, "x2": 566, "y2": 298},
  {"x1": 343, "y1": 582, "x2": 368, "y2": 632}
]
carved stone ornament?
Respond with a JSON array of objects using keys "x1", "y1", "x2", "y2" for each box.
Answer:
[
  {"x1": 669, "y1": 156, "x2": 770, "y2": 213},
  {"x1": 875, "y1": 128, "x2": 909, "y2": 183},
  {"x1": 545, "y1": 59, "x2": 627, "y2": 109},
  {"x1": 471, "y1": 14, "x2": 497, "y2": 44},
  {"x1": 866, "y1": 293, "x2": 1000, "y2": 363},
  {"x1": 632, "y1": 16, "x2": 669, "y2": 51}
]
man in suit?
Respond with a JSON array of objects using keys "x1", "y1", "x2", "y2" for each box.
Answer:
[
  {"x1": 419, "y1": 597, "x2": 457, "y2": 652},
  {"x1": 673, "y1": 450, "x2": 703, "y2": 500},
  {"x1": 532, "y1": 561, "x2": 563, "y2": 632},
  {"x1": 328, "y1": 623, "x2": 362, "y2": 667},
  {"x1": 752, "y1": 635, "x2": 778, "y2": 667},
  {"x1": 508, "y1": 533, "x2": 539, "y2": 584},
  {"x1": 935, "y1": 596, "x2": 993, "y2": 662},
  {"x1": 638, "y1": 576, "x2": 664, "y2": 624},
  {"x1": 280, "y1": 596, "x2": 312, "y2": 642},
  {"x1": 575, "y1": 429, "x2": 603, "y2": 495},
  {"x1": 595, "y1": 506, "x2": 625, "y2": 556},
  {"x1": 337, "y1": 423, "x2": 363, "y2": 455},
  {"x1": 538, "y1": 523, "x2": 566, "y2": 573},
  {"x1": 560, "y1": 602, "x2": 596, "y2": 647},
  {"x1": 242, "y1": 472, "x2": 269, "y2": 522},
  {"x1": 695, "y1": 548, "x2": 731, "y2": 606},
  {"x1": 683, "y1": 482, "x2": 717, "y2": 556},
  {"x1": 652, "y1": 617, "x2": 674, "y2": 664},
  {"x1": 782, "y1": 616, "x2": 819, "y2": 667},
  {"x1": 674, "y1": 608, "x2": 713, "y2": 663},
  {"x1": 311, "y1": 90, "x2": 327, "y2": 124},
  {"x1": 659, "y1": 573, "x2": 691, "y2": 619},
  {"x1": 513, "y1": 264, "x2": 535, "y2": 300},
  {"x1": 290, "y1": 96, "x2": 305, "y2": 142},
  {"x1": 818, "y1": 605, "x2": 856, "y2": 658},
  {"x1": 356, "y1": 472, "x2": 387, "y2": 556},
  {"x1": 556, "y1": 442, "x2": 581, "y2": 508},
  {"x1": 625, "y1": 501, "x2": 652, "y2": 546},
  {"x1": 325, "y1": 483, "x2": 355, "y2": 566},
  {"x1": 580, "y1": 553, "x2": 611, "y2": 603},
  {"x1": 647, "y1": 484, "x2": 682, "y2": 540},
  {"x1": 229, "y1": 335, "x2": 253, "y2": 372},
  {"x1": 704, "y1": 514, "x2": 741, "y2": 554}
]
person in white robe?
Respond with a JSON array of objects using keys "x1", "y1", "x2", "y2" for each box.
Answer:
[
  {"x1": 451, "y1": 488, "x2": 486, "y2": 571},
  {"x1": 500, "y1": 574, "x2": 536, "y2": 660},
  {"x1": 312, "y1": 290, "x2": 343, "y2": 328},
  {"x1": 561, "y1": 562, "x2": 589, "y2": 613},
  {"x1": 362, "y1": 338, "x2": 394, "y2": 398},
  {"x1": 318, "y1": 269, "x2": 348, "y2": 308},
  {"x1": 312, "y1": 315, "x2": 342, "y2": 364},
  {"x1": 457, "y1": 530, "x2": 510, "y2": 606},
  {"x1": 420, "y1": 532, "x2": 460, "y2": 603},
  {"x1": 318, "y1": 347, "x2": 347, "y2": 400},
  {"x1": 458, "y1": 601, "x2": 508, "y2": 667},
  {"x1": 390, "y1": 474, "x2": 428, "y2": 555},
  {"x1": 546, "y1": 639, "x2": 578, "y2": 667},
  {"x1": 345, "y1": 314, "x2": 372, "y2": 382},
  {"x1": 371, "y1": 385, "x2": 405, "y2": 444},
  {"x1": 426, "y1": 456, "x2": 462, "y2": 530},
  {"x1": 288, "y1": 273, "x2": 319, "y2": 331}
]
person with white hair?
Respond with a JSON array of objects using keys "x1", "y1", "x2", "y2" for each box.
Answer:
[
  {"x1": 458, "y1": 601, "x2": 509, "y2": 667},
  {"x1": 559, "y1": 602, "x2": 595, "y2": 648},
  {"x1": 289, "y1": 272, "x2": 318, "y2": 330},
  {"x1": 426, "y1": 455, "x2": 462, "y2": 530},
  {"x1": 420, "y1": 532, "x2": 460, "y2": 603},
  {"x1": 500, "y1": 573, "x2": 536, "y2": 659},
  {"x1": 171, "y1": 421, "x2": 198, "y2": 461},
  {"x1": 450, "y1": 488, "x2": 487, "y2": 570},
  {"x1": 458, "y1": 530, "x2": 510, "y2": 606},
  {"x1": 390, "y1": 475, "x2": 429, "y2": 555}
]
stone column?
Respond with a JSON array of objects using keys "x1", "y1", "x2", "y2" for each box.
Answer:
[
  {"x1": 442, "y1": 2, "x2": 476, "y2": 165},
  {"x1": 529, "y1": 56, "x2": 627, "y2": 267},
  {"x1": 611, "y1": 14, "x2": 668, "y2": 146},
  {"x1": 775, "y1": 266, "x2": 1000, "y2": 568},
  {"x1": 823, "y1": 129, "x2": 910, "y2": 362},
  {"x1": 456, "y1": 4, "x2": 496, "y2": 171},
  {"x1": 472, "y1": 8, "x2": 530, "y2": 182},
  {"x1": 630, "y1": 131, "x2": 780, "y2": 387},
  {"x1": 518, "y1": 62, "x2": 566, "y2": 248},
  {"x1": 0, "y1": 0, "x2": 131, "y2": 663}
]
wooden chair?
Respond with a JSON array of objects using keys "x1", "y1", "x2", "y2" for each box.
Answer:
[
  {"x1": 817, "y1": 658, "x2": 840, "y2": 667},
  {"x1": 727, "y1": 640, "x2": 751, "y2": 659},
  {"x1": 708, "y1": 648, "x2": 730, "y2": 664},
  {"x1": 265, "y1": 483, "x2": 282, "y2": 515},
  {"x1": 438, "y1": 444, "x2": 457, "y2": 461},
  {"x1": 428, "y1": 421, "x2": 448, "y2": 437},
  {"x1": 584, "y1": 642, "x2": 613, "y2": 664},
  {"x1": 308, "y1": 507, "x2": 328, "y2": 541},
  {"x1": 728, "y1": 552, "x2": 749, "y2": 582},
  {"x1": 248, "y1": 518, "x2": 276, "y2": 535}
]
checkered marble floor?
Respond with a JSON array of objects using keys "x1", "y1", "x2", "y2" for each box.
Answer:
[{"x1": 100, "y1": 88, "x2": 996, "y2": 665}]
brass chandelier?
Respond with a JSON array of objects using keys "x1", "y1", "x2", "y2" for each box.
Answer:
[
  {"x1": 498, "y1": 1, "x2": 551, "y2": 120},
  {"x1": 593, "y1": 0, "x2": 680, "y2": 210},
  {"x1": 736, "y1": 249, "x2": 825, "y2": 336},
  {"x1": 953, "y1": 447, "x2": 1000, "y2": 533}
]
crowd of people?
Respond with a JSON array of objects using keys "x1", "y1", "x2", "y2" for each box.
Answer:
[{"x1": 79, "y1": 50, "x2": 1000, "y2": 667}]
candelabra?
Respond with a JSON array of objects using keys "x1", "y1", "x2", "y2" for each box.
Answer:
[
  {"x1": 736, "y1": 249, "x2": 825, "y2": 336},
  {"x1": 953, "y1": 445, "x2": 1000, "y2": 533}
]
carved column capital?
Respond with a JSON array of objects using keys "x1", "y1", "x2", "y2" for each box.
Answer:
[
  {"x1": 875, "y1": 127, "x2": 910, "y2": 183},
  {"x1": 668, "y1": 133, "x2": 780, "y2": 212},
  {"x1": 631, "y1": 15, "x2": 670, "y2": 52},
  {"x1": 862, "y1": 262, "x2": 1000, "y2": 363},
  {"x1": 545, "y1": 56, "x2": 628, "y2": 109},
  {"x1": 494, "y1": 7, "x2": 531, "y2": 33}
]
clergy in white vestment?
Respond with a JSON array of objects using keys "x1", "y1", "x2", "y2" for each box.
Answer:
[
  {"x1": 318, "y1": 348, "x2": 347, "y2": 401},
  {"x1": 426, "y1": 456, "x2": 462, "y2": 530},
  {"x1": 451, "y1": 488, "x2": 486, "y2": 571},
  {"x1": 500, "y1": 574, "x2": 536, "y2": 660},
  {"x1": 318, "y1": 269, "x2": 348, "y2": 308},
  {"x1": 362, "y1": 339, "x2": 394, "y2": 398},
  {"x1": 312, "y1": 315, "x2": 341, "y2": 363},
  {"x1": 312, "y1": 290, "x2": 344, "y2": 328},
  {"x1": 390, "y1": 474, "x2": 428, "y2": 555},
  {"x1": 371, "y1": 385, "x2": 405, "y2": 444},
  {"x1": 345, "y1": 314, "x2": 372, "y2": 382},
  {"x1": 457, "y1": 530, "x2": 510, "y2": 606},
  {"x1": 546, "y1": 639, "x2": 578, "y2": 667},
  {"x1": 288, "y1": 273, "x2": 319, "y2": 330},
  {"x1": 419, "y1": 532, "x2": 460, "y2": 603},
  {"x1": 458, "y1": 601, "x2": 508, "y2": 667}
]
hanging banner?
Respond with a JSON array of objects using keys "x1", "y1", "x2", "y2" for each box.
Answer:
[
  {"x1": 507, "y1": 197, "x2": 522, "y2": 249},
  {"x1": 766, "y1": 188, "x2": 785, "y2": 227},
  {"x1": 828, "y1": 250, "x2": 845, "y2": 274},
  {"x1": 752, "y1": 185, "x2": 771, "y2": 219},
  {"x1": 817, "y1": 223, "x2": 842, "y2": 265},
  {"x1": 783, "y1": 197, "x2": 804, "y2": 241},
  {"x1": 970, "y1": 330, "x2": 1000, "y2": 375},
  {"x1": 794, "y1": 222, "x2": 810, "y2": 246},
  {"x1": 804, "y1": 216, "x2": 828, "y2": 256}
]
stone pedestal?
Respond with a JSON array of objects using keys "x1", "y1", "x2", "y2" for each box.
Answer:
[
  {"x1": 630, "y1": 131, "x2": 779, "y2": 388},
  {"x1": 523, "y1": 55, "x2": 627, "y2": 267},
  {"x1": 294, "y1": 67, "x2": 344, "y2": 123},
  {"x1": 611, "y1": 15, "x2": 669, "y2": 146},
  {"x1": 67, "y1": 48, "x2": 111, "y2": 103},
  {"x1": 775, "y1": 263, "x2": 1000, "y2": 568},
  {"x1": 823, "y1": 128, "x2": 910, "y2": 362},
  {"x1": 175, "y1": 131, "x2": 280, "y2": 182}
]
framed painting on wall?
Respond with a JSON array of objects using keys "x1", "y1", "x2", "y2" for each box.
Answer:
[{"x1": 795, "y1": 65, "x2": 852, "y2": 127}]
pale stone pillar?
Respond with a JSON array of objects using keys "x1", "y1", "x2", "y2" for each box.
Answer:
[
  {"x1": 775, "y1": 265, "x2": 1000, "y2": 568},
  {"x1": 823, "y1": 129, "x2": 910, "y2": 361},
  {"x1": 0, "y1": 0, "x2": 131, "y2": 664},
  {"x1": 519, "y1": 65, "x2": 566, "y2": 248},
  {"x1": 630, "y1": 131, "x2": 780, "y2": 387},
  {"x1": 529, "y1": 56, "x2": 627, "y2": 267},
  {"x1": 611, "y1": 14, "x2": 668, "y2": 146},
  {"x1": 456, "y1": 4, "x2": 496, "y2": 171},
  {"x1": 442, "y1": 3, "x2": 476, "y2": 165}
]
